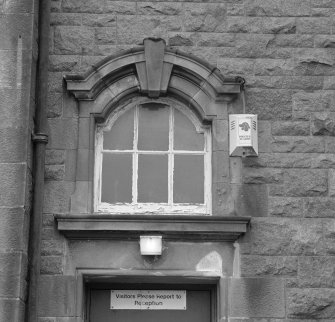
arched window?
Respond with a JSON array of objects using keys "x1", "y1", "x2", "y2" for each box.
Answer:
[{"x1": 95, "y1": 99, "x2": 211, "y2": 215}]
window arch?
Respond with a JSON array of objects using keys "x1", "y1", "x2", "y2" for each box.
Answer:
[{"x1": 95, "y1": 99, "x2": 211, "y2": 215}]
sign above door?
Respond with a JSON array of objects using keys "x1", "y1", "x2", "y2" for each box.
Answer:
[{"x1": 110, "y1": 290, "x2": 186, "y2": 310}]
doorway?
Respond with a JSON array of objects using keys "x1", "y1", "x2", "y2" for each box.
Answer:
[{"x1": 88, "y1": 283, "x2": 216, "y2": 322}]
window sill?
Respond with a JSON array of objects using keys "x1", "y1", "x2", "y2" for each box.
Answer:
[{"x1": 55, "y1": 214, "x2": 250, "y2": 242}]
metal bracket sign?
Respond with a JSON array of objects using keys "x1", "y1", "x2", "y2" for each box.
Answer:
[{"x1": 110, "y1": 290, "x2": 186, "y2": 310}]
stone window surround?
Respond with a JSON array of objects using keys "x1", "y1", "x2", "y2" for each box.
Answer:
[{"x1": 56, "y1": 38, "x2": 249, "y2": 241}]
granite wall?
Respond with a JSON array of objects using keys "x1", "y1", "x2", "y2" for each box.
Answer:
[{"x1": 32, "y1": 0, "x2": 335, "y2": 321}]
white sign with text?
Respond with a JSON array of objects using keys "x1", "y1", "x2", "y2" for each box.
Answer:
[{"x1": 110, "y1": 290, "x2": 186, "y2": 310}]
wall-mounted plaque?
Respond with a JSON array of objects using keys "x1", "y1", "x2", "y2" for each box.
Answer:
[{"x1": 110, "y1": 290, "x2": 186, "y2": 310}]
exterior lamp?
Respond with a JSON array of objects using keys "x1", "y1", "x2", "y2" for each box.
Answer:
[{"x1": 140, "y1": 235, "x2": 162, "y2": 255}]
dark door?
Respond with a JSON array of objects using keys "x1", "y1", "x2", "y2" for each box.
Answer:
[{"x1": 89, "y1": 285, "x2": 213, "y2": 322}]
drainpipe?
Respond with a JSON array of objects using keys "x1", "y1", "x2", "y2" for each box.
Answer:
[{"x1": 26, "y1": 0, "x2": 50, "y2": 321}]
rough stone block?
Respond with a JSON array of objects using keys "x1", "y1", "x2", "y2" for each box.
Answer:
[
  {"x1": 41, "y1": 237, "x2": 64, "y2": 256},
  {"x1": 245, "y1": 89, "x2": 292, "y2": 120},
  {"x1": 243, "y1": 152, "x2": 312, "y2": 169},
  {"x1": 0, "y1": 163, "x2": 25, "y2": 207},
  {"x1": 105, "y1": 1, "x2": 137, "y2": 14},
  {"x1": 248, "y1": 75, "x2": 323, "y2": 90},
  {"x1": 0, "y1": 299, "x2": 25, "y2": 321},
  {"x1": 243, "y1": 218, "x2": 324, "y2": 256},
  {"x1": 45, "y1": 150, "x2": 65, "y2": 165},
  {"x1": 137, "y1": 2, "x2": 181, "y2": 15},
  {"x1": 245, "y1": 0, "x2": 310, "y2": 17},
  {"x1": 217, "y1": 58, "x2": 254, "y2": 77},
  {"x1": 312, "y1": 112, "x2": 335, "y2": 136},
  {"x1": 305, "y1": 197, "x2": 335, "y2": 217},
  {"x1": 49, "y1": 56, "x2": 80, "y2": 72},
  {"x1": 242, "y1": 168, "x2": 284, "y2": 184},
  {"x1": 117, "y1": 15, "x2": 180, "y2": 45},
  {"x1": 234, "y1": 34, "x2": 290, "y2": 59},
  {"x1": 50, "y1": 13, "x2": 82, "y2": 26},
  {"x1": 47, "y1": 118, "x2": 78, "y2": 150},
  {"x1": 287, "y1": 288, "x2": 335, "y2": 319},
  {"x1": 54, "y1": 26, "x2": 95, "y2": 55},
  {"x1": 298, "y1": 256, "x2": 335, "y2": 287},
  {"x1": 227, "y1": 3, "x2": 244, "y2": 16},
  {"x1": 38, "y1": 318, "x2": 55, "y2": 322},
  {"x1": 232, "y1": 184, "x2": 268, "y2": 217},
  {"x1": 229, "y1": 278, "x2": 285, "y2": 318},
  {"x1": 329, "y1": 169, "x2": 335, "y2": 196},
  {"x1": 295, "y1": 48, "x2": 334, "y2": 69},
  {"x1": 311, "y1": 0, "x2": 335, "y2": 8},
  {"x1": 41, "y1": 256, "x2": 63, "y2": 275},
  {"x1": 38, "y1": 276, "x2": 76, "y2": 316},
  {"x1": 315, "y1": 35, "x2": 335, "y2": 48},
  {"x1": 268, "y1": 197, "x2": 303, "y2": 217},
  {"x1": 272, "y1": 136, "x2": 325, "y2": 153},
  {"x1": 272, "y1": 169, "x2": 328, "y2": 197},
  {"x1": 247, "y1": 17, "x2": 297, "y2": 34},
  {"x1": 267, "y1": 34, "x2": 313, "y2": 48},
  {"x1": 293, "y1": 91, "x2": 334, "y2": 113},
  {"x1": 241, "y1": 255, "x2": 298, "y2": 277},
  {"x1": 48, "y1": 72, "x2": 64, "y2": 93},
  {"x1": 297, "y1": 17, "x2": 331, "y2": 34},
  {"x1": 219, "y1": 16, "x2": 248, "y2": 33},
  {"x1": 45, "y1": 165, "x2": 65, "y2": 181},
  {"x1": 324, "y1": 219, "x2": 335, "y2": 254},
  {"x1": 198, "y1": 33, "x2": 236, "y2": 48},
  {"x1": 47, "y1": 92, "x2": 63, "y2": 118},
  {"x1": 257, "y1": 121, "x2": 272, "y2": 153},
  {"x1": 62, "y1": 0, "x2": 105, "y2": 13},
  {"x1": 82, "y1": 14, "x2": 116, "y2": 27},
  {"x1": 271, "y1": 121, "x2": 310, "y2": 136},
  {"x1": 183, "y1": 3, "x2": 226, "y2": 32},
  {"x1": 0, "y1": 207, "x2": 25, "y2": 251},
  {"x1": 168, "y1": 33, "x2": 194, "y2": 47},
  {"x1": 95, "y1": 27, "x2": 117, "y2": 45},
  {"x1": 253, "y1": 59, "x2": 295, "y2": 76}
]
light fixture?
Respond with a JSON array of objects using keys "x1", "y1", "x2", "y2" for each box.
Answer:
[{"x1": 140, "y1": 235, "x2": 162, "y2": 255}]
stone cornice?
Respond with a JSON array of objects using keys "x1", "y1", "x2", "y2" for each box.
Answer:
[{"x1": 55, "y1": 214, "x2": 250, "y2": 242}]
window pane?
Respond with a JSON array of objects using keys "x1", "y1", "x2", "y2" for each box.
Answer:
[
  {"x1": 174, "y1": 109, "x2": 204, "y2": 151},
  {"x1": 138, "y1": 154, "x2": 168, "y2": 203},
  {"x1": 103, "y1": 109, "x2": 134, "y2": 150},
  {"x1": 138, "y1": 104, "x2": 169, "y2": 151},
  {"x1": 174, "y1": 155, "x2": 204, "y2": 203},
  {"x1": 101, "y1": 153, "x2": 132, "y2": 203}
]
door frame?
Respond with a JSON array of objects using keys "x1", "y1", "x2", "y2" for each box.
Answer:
[{"x1": 74, "y1": 269, "x2": 226, "y2": 322}]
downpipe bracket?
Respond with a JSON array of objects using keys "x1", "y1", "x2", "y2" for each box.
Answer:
[{"x1": 32, "y1": 132, "x2": 49, "y2": 144}]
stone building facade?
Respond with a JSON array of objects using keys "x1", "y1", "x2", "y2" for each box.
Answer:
[{"x1": 2, "y1": 0, "x2": 335, "y2": 321}]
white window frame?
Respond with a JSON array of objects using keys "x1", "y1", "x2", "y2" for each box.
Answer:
[{"x1": 94, "y1": 99, "x2": 212, "y2": 215}]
